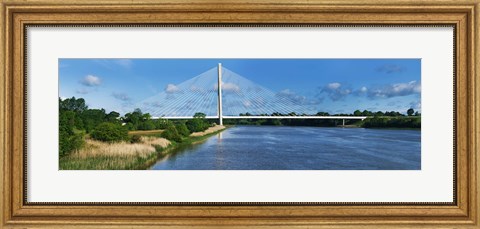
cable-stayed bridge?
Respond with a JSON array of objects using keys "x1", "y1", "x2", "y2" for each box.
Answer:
[{"x1": 137, "y1": 64, "x2": 367, "y2": 125}]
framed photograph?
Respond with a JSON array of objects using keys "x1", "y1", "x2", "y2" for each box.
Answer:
[{"x1": 1, "y1": 0, "x2": 479, "y2": 228}]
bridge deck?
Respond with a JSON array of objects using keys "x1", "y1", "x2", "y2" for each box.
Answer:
[{"x1": 155, "y1": 116, "x2": 368, "y2": 120}]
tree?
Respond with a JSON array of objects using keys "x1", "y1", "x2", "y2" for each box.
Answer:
[
  {"x1": 316, "y1": 112, "x2": 330, "y2": 116},
  {"x1": 58, "y1": 97, "x2": 86, "y2": 156},
  {"x1": 90, "y1": 122, "x2": 128, "y2": 142},
  {"x1": 361, "y1": 110, "x2": 373, "y2": 116},
  {"x1": 374, "y1": 111, "x2": 384, "y2": 116},
  {"x1": 134, "y1": 108, "x2": 143, "y2": 115},
  {"x1": 186, "y1": 112, "x2": 209, "y2": 132},
  {"x1": 193, "y1": 112, "x2": 206, "y2": 119},
  {"x1": 385, "y1": 111, "x2": 403, "y2": 117},
  {"x1": 59, "y1": 110, "x2": 84, "y2": 156},
  {"x1": 59, "y1": 97, "x2": 88, "y2": 113},
  {"x1": 161, "y1": 124, "x2": 182, "y2": 142},
  {"x1": 137, "y1": 120, "x2": 156, "y2": 130},
  {"x1": 62, "y1": 110, "x2": 76, "y2": 127},
  {"x1": 154, "y1": 119, "x2": 170, "y2": 129},
  {"x1": 407, "y1": 108, "x2": 415, "y2": 116},
  {"x1": 142, "y1": 113, "x2": 152, "y2": 121},
  {"x1": 175, "y1": 122, "x2": 190, "y2": 137},
  {"x1": 353, "y1": 110, "x2": 362, "y2": 116},
  {"x1": 124, "y1": 123, "x2": 135, "y2": 131},
  {"x1": 186, "y1": 118, "x2": 208, "y2": 133},
  {"x1": 80, "y1": 109, "x2": 106, "y2": 133},
  {"x1": 105, "y1": 111, "x2": 120, "y2": 122},
  {"x1": 122, "y1": 108, "x2": 144, "y2": 130}
]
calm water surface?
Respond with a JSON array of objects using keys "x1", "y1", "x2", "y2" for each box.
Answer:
[{"x1": 150, "y1": 126, "x2": 420, "y2": 170}]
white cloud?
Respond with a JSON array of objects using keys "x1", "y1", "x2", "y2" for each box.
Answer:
[
  {"x1": 215, "y1": 81, "x2": 241, "y2": 93},
  {"x1": 165, "y1": 84, "x2": 181, "y2": 94},
  {"x1": 352, "y1": 86, "x2": 368, "y2": 96},
  {"x1": 320, "y1": 83, "x2": 351, "y2": 101},
  {"x1": 80, "y1": 75, "x2": 101, "y2": 87},
  {"x1": 276, "y1": 89, "x2": 308, "y2": 104},
  {"x1": 327, "y1": 82, "x2": 341, "y2": 90},
  {"x1": 222, "y1": 82, "x2": 241, "y2": 93},
  {"x1": 278, "y1": 89, "x2": 294, "y2": 95},
  {"x1": 75, "y1": 88, "x2": 89, "y2": 94},
  {"x1": 111, "y1": 92, "x2": 131, "y2": 101},
  {"x1": 368, "y1": 81, "x2": 421, "y2": 98}
]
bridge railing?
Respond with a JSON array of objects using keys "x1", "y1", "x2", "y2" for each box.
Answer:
[{"x1": 155, "y1": 116, "x2": 368, "y2": 120}]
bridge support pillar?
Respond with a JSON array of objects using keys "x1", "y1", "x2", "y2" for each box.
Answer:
[
  {"x1": 342, "y1": 119, "x2": 345, "y2": 126},
  {"x1": 217, "y1": 63, "x2": 223, "y2": 125}
]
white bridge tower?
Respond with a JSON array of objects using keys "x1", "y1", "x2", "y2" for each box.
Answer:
[{"x1": 217, "y1": 63, "x2": 223, "y2": 125}]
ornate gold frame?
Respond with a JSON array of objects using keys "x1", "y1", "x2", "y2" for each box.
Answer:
[{"x1": 1, "y1": 0, "x2": 479, "y2": 228}]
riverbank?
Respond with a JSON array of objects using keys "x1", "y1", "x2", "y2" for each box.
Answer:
[
  {"x1": 59, "y1": 125, "x2": 227, "y2": 170},
  {"x1": 190, "y1": 125, "x2": 226, "y2": 136}
]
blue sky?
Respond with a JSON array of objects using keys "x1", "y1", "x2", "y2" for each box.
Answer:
[{"x1": 59, "y1": 59, "x2": 421, "y2": 116}]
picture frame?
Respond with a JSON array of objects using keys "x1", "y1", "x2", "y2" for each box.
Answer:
[{"x1": 1, "y1": 0, "x2": 478, "y2": 228}]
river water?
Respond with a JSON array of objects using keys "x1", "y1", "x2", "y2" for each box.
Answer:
[{"x1": 150, "y1": 126, "x2": 421, "y2": 170}]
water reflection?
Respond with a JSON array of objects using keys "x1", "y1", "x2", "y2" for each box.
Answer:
[{"x1": 149, "y1": 126, "x2": 421, "y2": 170}]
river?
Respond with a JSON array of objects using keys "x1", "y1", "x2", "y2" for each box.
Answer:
[{"x1": 150, "y1": 126, "x2": 421, "y2": 170}]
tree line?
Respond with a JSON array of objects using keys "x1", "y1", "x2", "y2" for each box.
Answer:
[
  {"x1": 227, "y1": 109, "x2": 421, "y2": 128},
  {"x1": 238, "y1": 108, "x2": 420, "y2": 117}
]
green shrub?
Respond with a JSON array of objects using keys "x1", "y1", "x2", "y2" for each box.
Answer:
[
  {"x1": 59, "y1": 110, "x2": 85, "y2": 157},
  {"x1": 90, "y1": 122, "x2": 128, "y2": 142},
  {"x1": 124, "y1": 123, "x2": 135, "y2": 131},
  {"x1": 59, "y1": 131, "x2": 84, "y2": 157},
  {"x1": 186, "y1": 118, "x2": 208, "y2": 133},
  {"x1": 154, "y1": 119, "x2": 170, "y2": 129},
  {"x1": 361, "y1": 117, "x2": 421, "y2": 128},
  {"x1": 130, "y1": 134, "x2": 142, "y2": 143},
  {"x1": 175, "y1": 122, "x2": 190, "y2": 137},
  {"x1": 137, "y1": 120, "x2": 156, "y2": 130},
  {"x1": 161, "y1": 124, "x2": 183, "y2": 142}
]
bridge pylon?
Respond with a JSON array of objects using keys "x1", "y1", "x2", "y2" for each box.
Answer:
[{"x1": 217, "y1": 63, "x2": 223, "y2": 125}]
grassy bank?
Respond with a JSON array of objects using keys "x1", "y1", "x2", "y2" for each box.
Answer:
[
  {"x1": 128, "y1": 129, "x2": 164, "y2": 136},
  {"x1": 176, "y1": 125, "x2": 227, "y2": 146},
  {"x1": 59, "y1": 125, "x2": 227, "y2": 170},
  {"x1": 59, "y1": 136, "x2": 171, "y2": 170}
]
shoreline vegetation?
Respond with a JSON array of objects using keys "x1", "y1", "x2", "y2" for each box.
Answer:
[
  {"x1": 223, "y1": 116, "x2": 421, "y2": 129},
  {"x1": 223, "y1": 114, "x2": 420, "y2": 129},
  {"x1": 59, "y1": 96, "x2": 420, "y2": 170},
  {"x1": 60, "y1": 125, "x2": 227, "y2": 170}
]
